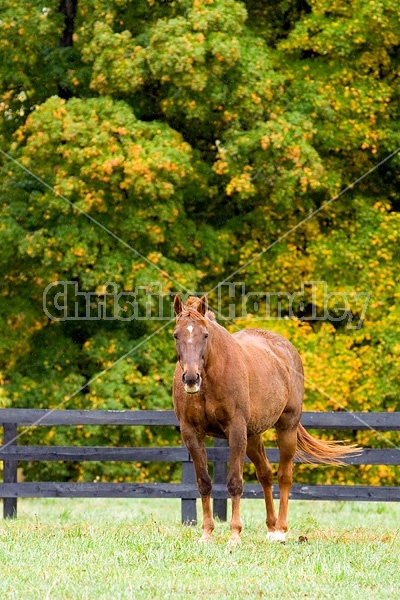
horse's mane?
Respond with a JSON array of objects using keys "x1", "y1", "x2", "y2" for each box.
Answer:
[{"x1": 177, "y1": 296, "x2": 216, "y2": 324}]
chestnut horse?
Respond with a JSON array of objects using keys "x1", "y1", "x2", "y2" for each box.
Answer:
[{"x1": 172, "y1": 295, "x2": 358, "y2": 545}]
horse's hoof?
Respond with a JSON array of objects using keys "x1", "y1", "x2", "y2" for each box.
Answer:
[
  {"x1": 267, "y1": 530, "x2": 286, "y2": 543},
  {"x1": 198, "y1": 535, "x2": 212, "y2": 544}
]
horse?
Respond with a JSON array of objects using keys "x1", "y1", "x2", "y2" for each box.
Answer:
[{"x1": 172, "y1": 294, "x2": 358, "y2": 545}]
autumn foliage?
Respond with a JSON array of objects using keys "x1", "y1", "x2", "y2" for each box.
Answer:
[{"x1": 0, "y1": 1, "x2": 399, "y2": 486}]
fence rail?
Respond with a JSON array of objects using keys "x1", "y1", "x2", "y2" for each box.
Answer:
[
  {"x1": 0, "y1": 409, "x2": 399, "y2": 429},
  {"x1": 1, "y1": 409, "x2": 399, "y2": 521}
]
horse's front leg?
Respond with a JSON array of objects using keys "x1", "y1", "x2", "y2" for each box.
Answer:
[
  {"x1": 181, "y1": 424, "x2": 214, "y2": 543},
  {"x1": 227, "y1": 417, "x2": 248, "y2": 545}
]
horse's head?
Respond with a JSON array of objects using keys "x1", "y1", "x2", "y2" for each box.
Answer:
[{"x1": 173, "y1": 294, "x2": 210, "y2": 394}]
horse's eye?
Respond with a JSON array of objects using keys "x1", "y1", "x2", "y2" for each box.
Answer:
[
  {"x1": 173, "y1": 333, "x2": 178, "y2": 339},
  {"x1": 204, "y1": 333, "x2": 209, "y2": 339}
]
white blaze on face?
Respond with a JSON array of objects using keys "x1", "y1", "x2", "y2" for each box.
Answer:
[{"x1": 187, "y1": 325, "x2": 193, "y2": 343}]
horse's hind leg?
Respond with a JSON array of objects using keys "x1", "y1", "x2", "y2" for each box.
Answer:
[
  {"x1": 246, "y1": 435, "x2": 277, "y2": 534},
  {"x1": 181, "y1": 424, "x2": 214, "y2": 542},
  {"x1": 273, "y1": 423, "x2": 298, "y2": 542}
]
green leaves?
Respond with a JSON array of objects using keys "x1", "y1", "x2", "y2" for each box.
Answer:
[
  {"x1": 0, "y1": 0, "x2": 399, "y2": 486},
  {"x1": 2, "y1": 95, "x2": 209, "y2": 282}
]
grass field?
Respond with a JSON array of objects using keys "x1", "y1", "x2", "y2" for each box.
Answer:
[{"x1": 0, "y1": 498, "x2": 399, "y2": 599}]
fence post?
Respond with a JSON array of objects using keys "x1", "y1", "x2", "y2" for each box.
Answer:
[
  {"x1": 181, "y1": 442, "x2": 197, "y2": 525},
  {"x1": 213, "y1": 438, "x2": 228, "y2": 521},
  {"x1": 2, "y1": 423, "x2": 18, "y2": 519}
]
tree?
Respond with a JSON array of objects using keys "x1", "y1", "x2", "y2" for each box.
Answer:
[{"x1": 0, "y1": 0, "x2": 399, "y2": 485}]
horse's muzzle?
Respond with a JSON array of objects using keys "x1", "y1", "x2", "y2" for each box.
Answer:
[{"x1": 182, "y1": 372, "x2": 201, "y2": 394}]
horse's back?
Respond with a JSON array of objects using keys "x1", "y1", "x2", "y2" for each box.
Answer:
[
  {"x1": 233, "y1": 328, "x2": 300, "y2": 365},
  {"x1": 232, "y1": 327, "x2": 304, "y2": 430}
]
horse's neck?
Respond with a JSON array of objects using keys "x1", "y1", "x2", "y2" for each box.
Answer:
[{"x1": 206, "y1": 321, "x2": 236, "y2": 372}]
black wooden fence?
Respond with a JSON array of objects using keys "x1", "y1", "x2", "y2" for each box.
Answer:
[{"x1": 1, "y1": 409, "x2": 399, "y2": 522}]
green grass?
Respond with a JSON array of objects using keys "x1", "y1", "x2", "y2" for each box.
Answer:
[{"x1": 1, "y1": 498, "x2": 399, "y2": 599}]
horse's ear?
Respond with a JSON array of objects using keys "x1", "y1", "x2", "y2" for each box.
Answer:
[
  {"x1": 198, "y1": 294, "x2": 208, "y2": 316},
  {"x1": 174, "y1": 294, "x2": 183, "y2": 316}
]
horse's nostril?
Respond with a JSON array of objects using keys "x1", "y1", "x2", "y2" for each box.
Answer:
[{"x1": 182, "y1": 372, "x2": 200, "y2": 386}]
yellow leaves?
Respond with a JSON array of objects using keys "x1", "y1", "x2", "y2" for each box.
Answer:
[
  {"x1": 373, "y1": 201, "x2": 391, "y2": 212},
  {"x1": 147, "y1": 252, "x2": 161, "y2": 264},
  {"x1": 124, "y1": 371, "x2": 141, "y2": 385},
  {"x1": 161, "y1": 161, "x2": 178, "y2": 173},
  {"x1": 299, "y1": 176, "x2": 309, "y2": 191},
  {"x1": 131, "y1": 262, "x2": 145, "y2": 272},
  {"x1": 213, "y1": 159, "x2": 229, "y2": 176},
  {"x1": 261, "y1": 135, "x2": 270, "y2": 150},
  {"x1": 226, "y1": 171, "x2": 255, "y2": 197},
  {"x1": 51, "y1": 108, "x2": 67, "y2": 120},
  {"x1": 222, "y1": 110, "x2": 235, "y2": 122},
  {"x1": 103, "y1": 157, "x2": 122, "y2": 174}
]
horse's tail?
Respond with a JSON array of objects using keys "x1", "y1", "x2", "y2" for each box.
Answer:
[{"x1": 296, "y1": 423, "x2": 360, "y2": 465}]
